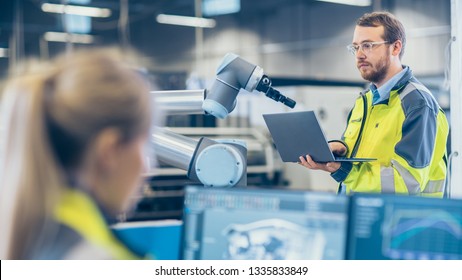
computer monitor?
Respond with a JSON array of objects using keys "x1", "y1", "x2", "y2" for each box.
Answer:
[
  {"x1": 181, "y1": 186, "x2": 349, "y2": 260},
  {"x1": 347, "y1": 194, "x2": 462, "y2": 260},
  {"x1": 112, "y1": 220, "x2": 182, "y2": 260}
]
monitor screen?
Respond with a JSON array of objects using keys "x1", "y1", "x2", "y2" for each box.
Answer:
[
  {"x1": 112, "y1": 220, "x2": 182, "y2": 260},
  {"x1": 347, "y1": 194, "x2": 462, "y2": 260},
  {"x1": 182, "y1": 186, "x2": 349, "y2": 260}
]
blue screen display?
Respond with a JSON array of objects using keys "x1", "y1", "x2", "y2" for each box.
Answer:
[
  {"x1": 182, "y1": 186, "x2": 349, "y2": 260},
  {"x1": 347, "y1": 194, "x2": 462, "y2": 260}
]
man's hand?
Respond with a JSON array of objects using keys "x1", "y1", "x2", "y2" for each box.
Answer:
[
  {"x1": 298, "y1": 154, "x2": 340, "y2": 173},
  {"x1": 298, "y1": 141, "x2": 347, "y2": 172},
  {"x1": 329, "y1": 141, "x2": 347, "y2": 157}
]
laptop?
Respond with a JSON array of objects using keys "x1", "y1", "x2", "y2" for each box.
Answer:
[{"x1": 262, "y1": 110, "x2": 376, "y2": 163}]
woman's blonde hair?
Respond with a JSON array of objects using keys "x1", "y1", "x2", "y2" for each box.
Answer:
[{"x1": 0, "y1": 48, "x2": 152, "y2": 259}]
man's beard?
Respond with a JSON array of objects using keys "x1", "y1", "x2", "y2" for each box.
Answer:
[{"x1": 359, "y1": 54, "x2": 390, "y2": 84}]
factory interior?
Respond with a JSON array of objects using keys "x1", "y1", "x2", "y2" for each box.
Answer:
[{"x1": 1, "y1": 0, "x2": 462, "y2": 260}]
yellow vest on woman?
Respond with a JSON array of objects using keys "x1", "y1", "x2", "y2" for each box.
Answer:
[{"x1": 54, "y1": 189, "x2": 140, "y2": 259}]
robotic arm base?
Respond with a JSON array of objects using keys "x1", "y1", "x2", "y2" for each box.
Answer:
[{"x1": 187, "y1": 137, "x2": 247, "y2": 188}]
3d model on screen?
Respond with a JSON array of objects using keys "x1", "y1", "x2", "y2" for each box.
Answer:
[{"x1": 221, "y1": 219, "x2": 326, "y2": 260}]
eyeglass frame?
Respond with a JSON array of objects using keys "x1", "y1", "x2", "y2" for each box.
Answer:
[{"x1": 346, "y1": 41, "x2": 389, "y2": 56}]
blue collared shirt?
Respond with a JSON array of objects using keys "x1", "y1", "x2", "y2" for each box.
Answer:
[{"x1": 370, "y1": 66, "x2": 408, "y2": 105}]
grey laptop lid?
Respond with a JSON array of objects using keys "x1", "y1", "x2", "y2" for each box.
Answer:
[{"x1": 262, "y1": 110, "x2": 376, "y2": 163}]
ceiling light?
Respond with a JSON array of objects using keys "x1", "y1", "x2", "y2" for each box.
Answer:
[
  {"x1": 202, "y1": 0, "x2": 240, "y2": 17},
  {"x1": 316, "y1": 0, "x2": 371, "y2": 6},
  {"x1": 0, "y1": 48, "x2": 8, "y2": 58},
  {"x1": 156, "y1": 14, "x2": 216, "y2": 28},
  {"x1": 44, "y1": 32, "x2": 95, "y2": 44},
  {"x1": 41, "y1": 3, "x2": 111, "y2": 18}
]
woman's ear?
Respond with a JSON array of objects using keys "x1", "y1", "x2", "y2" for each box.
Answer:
[{"x1": 92, "y1": 128, "x2": 123, "y2": 177}]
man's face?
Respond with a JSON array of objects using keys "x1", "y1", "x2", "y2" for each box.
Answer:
[{"x1": 352, "y1": 25, "x2": 391, "y2": 85}]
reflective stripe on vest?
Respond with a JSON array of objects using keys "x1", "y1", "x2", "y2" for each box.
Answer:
[
  {"x1": 423, "y1": 179, "x2": 445, "y2": 193},
  {"x1": 391, "y1": 159, "x2": 421, "y2": 195},
  {"x1": 380, "y1": 166, "x2": 395, "y2": 194}
]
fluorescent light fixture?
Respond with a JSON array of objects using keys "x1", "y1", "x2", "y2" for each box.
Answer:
[
  {"x1": 41, "y1": 3, "x2": 111, "y2": 18},
  {"x1": 316, "y1": 0, "x2": 371, "y2": 6},
  {"x1": 44, "y1": 32, "x2": 95, "y2": 44},
  {"x1": 66, "y1": 14, "x2": 92, "y2": 34},
  {"x1": 156, "y1": 14, "x2": 216, "y2": 28},
  {"x1": 0, "y1": 48, "x2": 8, "y2": 58},
  {"x1": 202, "y1": 0, "x2": 240, "y2": 17}
]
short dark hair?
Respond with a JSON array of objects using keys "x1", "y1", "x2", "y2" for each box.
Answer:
[{"x1": 357, "y1": 11, "x2": 406, "y2": 59}]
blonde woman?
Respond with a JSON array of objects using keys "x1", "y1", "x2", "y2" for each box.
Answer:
[{"x1": 0, "y1": 48, "x2": 155, "y2": 259}]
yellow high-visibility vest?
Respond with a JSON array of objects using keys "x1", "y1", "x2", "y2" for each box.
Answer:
[
  {"x1": 336, "y1": 68, "x2": 449, "y2": 198},
  {"x1": 54, "y1": 189, "x2": 139, "y2": 259}
]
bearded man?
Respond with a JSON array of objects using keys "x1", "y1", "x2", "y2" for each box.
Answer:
[{"x1": 298, "y1": 12, "x2": 449, "y2": 198}]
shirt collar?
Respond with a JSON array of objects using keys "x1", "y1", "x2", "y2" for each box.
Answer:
[{"x1": 370, "y1": 66, "x2": 408, "y2": 105}]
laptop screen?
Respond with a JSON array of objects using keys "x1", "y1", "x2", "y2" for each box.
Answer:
[
  {"x1": 182, "y1": 186, "x2": 349, "y2": 260},
  {"x1": 263, "y1": 110, "x2": 375, "y2": 163},
  {"x1": 263, "y1": 111, "x2": 336, "y2": 162}
]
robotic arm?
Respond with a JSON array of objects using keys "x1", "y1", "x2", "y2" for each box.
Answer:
[
  {"x1": 151, "y1": 53, "x2": 296, "y2": 187},
  {"x1": 152, "y1": 127, "x2": 246, "y2": 188},
  {"x1": 203, "y1": 53, "x2": 296, "y2": 119}
]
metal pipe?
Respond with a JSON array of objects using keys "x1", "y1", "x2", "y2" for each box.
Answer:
[
  {"x1": 152, "y1": 127, "x2": 198, "y2": 170},
  {"x1": 151, "y1": 89, "x2": 205, "y2": 115}
]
